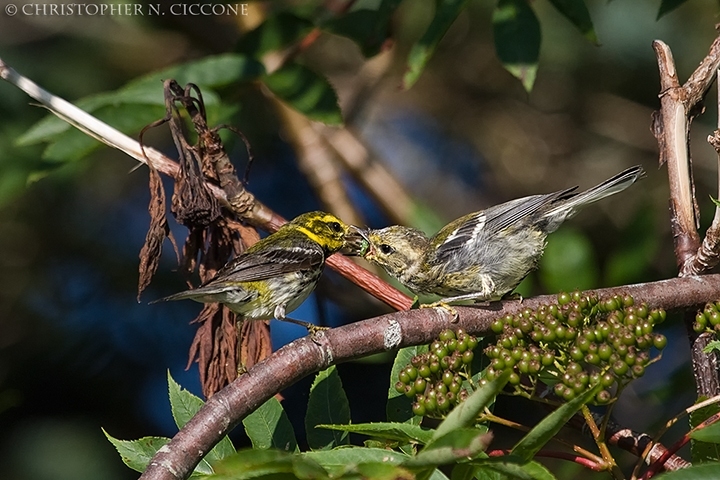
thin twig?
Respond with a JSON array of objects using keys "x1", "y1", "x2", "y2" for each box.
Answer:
[{"x1": 487, "y1": 449, "x2": 604, "y2": 471}]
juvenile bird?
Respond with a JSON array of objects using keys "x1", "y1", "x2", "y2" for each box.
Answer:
[
  {"x1": 359, "y1": 166, "x2": 645, "y2": 306},
  {"x1": 153, "y1": 211, "x2": 361, "y2": 332}
]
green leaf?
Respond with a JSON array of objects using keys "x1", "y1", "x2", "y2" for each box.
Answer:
[
  {"x1": 690, "y1": 399, "x2": 720, "y2": 463},
  {"x1": 119, "y1": 53, "x2": 264, "y2": 94},
  {"x1": 657, "y1": 0, "x2": 689, "y2": 20},
  {"x1": 546, "y1": 0, "x2": 598, "y2": 44},
  {"x1": 167, "y1": 372, "x2": 236, "y2": 464},
  {"x1": 103, "y1": 431, "x2": 170, "y2": 474},
  {"x1": 209, "y1": 448, "x2": 330, "y2": 480},
  {"x1": 690, "y1": 421, "x2": 720, "y2": 444},
  {"x1": 451, "y1": 463, "x2": 477, "y2": 480},
  {"x1": 242, "y1": 396, "x2": 298, "y2": 452},
  {"x1": 306, "y1": 366, "x2": 351, "y2": 450},
  {"x1": 168, "y1": 371, "x2": 203, "y2": 429},
  {"x1": 338, "y1": 462, "x2": 416, "y2": 480},
  {"x1": 404, "y1": 428, "x2": 492, "y2": 468},
  {"x1": 431, "y1": 371, "x2": 510, "y2": 441},
  {"x1": 403, "y1": 0, "x2": 469, "y2": 89},
  {"x1": 324, "y1": 0, "x2": 402, "y2": 57},
  {"x1": 511, "y1": 384, "x2": 601, "y2": 462},
  {"x1": 471, "y1": 457, "x2": 557, "y2": 480},
  {"x1": 304, "y1": 446, "x2": 409, "y2": 476},
  {"x1": 38, "y1": 104, "x2": 166, "y2": 163},
  {"x1": 387, "y1": 345, "x2": 428, "y2": 424},
  {"x1": 263, "y1": 63, "x2": 343, "y2": 125},
  {"x1": 237, "y1": 12, "x2": 315, "y2": 57},
  {"x1": 493, "y1": 0, "x2": 541, "y2": 92},
  {"x1": 18, "y1": 54, "x2": 262, "y2": 147},
  {"x1": 654, "y1": 462, "x2": 720, "y2": 479},
  {"x1": 305, "y1": 447, "x2": 454, "y2": 480},
  {"x1": 539, "y1": 228, "x2": 598, "y2": 293},
  {"x1": 316, "y1": 421, "x2": 434, "y2": 445},
  {"x1": 703, "y1": 341, "x2": 720, "y2": 355}
]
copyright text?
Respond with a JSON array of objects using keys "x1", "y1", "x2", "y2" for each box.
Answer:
[{"x1": 4, "y1": 3, "x2": 249, "y2": 16}]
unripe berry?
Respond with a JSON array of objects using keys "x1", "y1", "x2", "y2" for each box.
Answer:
[
  {"x1": 653, "y1": 334, "x2": 667, "y2": 350},
  {"x1": 612, "y1": 361, "x2": 629, "y2": 376},
  {"x1": 439, "y1": 329, "x2": 456, "y2": 341},
  {"x1": 631, "y1": 364, "x2": 645, "y2": 377},
  {"x1": 541, "y1": 351, "x2": 555, "y2": 366},
  {"x1": 429, "y1": 361, "x2": 440, "y2": 374},
  {"x1": 595, "y1": 390, "x2": 612, "y2": 404},
  {"x1": 437, "y1": 394, "x2": 450, "y2": 412},
  {"x1": 600, "y1": 372, "x2": 615, "y2": 388},
  {"x1": 491, "y1": 320, "x2": 504, "y2": 334},
  {"x1": 462, "y1": 350, "x2": 474, "y2": 364},
  {"x1": 585, "y1": 353, "x2": 600, "y2": 366},
  {"x1": 404, "y1": 385, "x2": 415, "y2": 398}
]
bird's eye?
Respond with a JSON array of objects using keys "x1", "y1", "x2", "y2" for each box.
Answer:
[
  {"x1": 379, "y1": 244, "x2": 394, "y2": 255},
  {"x1": 329, "y1": 221, "x2": 343, "y2": 233}
]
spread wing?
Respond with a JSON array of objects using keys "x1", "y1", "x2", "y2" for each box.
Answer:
[
  {"x1": 204, "y1": 240, "x2": 325, "y2": 286},
  {"x1": 432, "y1": 187, "x2": 577, "y2": 263}
]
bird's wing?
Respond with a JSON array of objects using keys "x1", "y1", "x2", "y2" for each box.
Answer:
[
  {"x1": 204, "y1": 241, "x2": 325, "y2": 285},
  {"x1": 432, "y1": 187, "x2": 577, "y2": 262}
]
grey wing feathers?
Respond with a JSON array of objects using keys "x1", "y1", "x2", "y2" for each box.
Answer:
[
  {"x1": 206, "y1": 243, "x2": 325, "y2": 285},
  {"x1": 481, "y1": 187, "x2": 577, "y2": 233},
  {"x1": 435, "y1": 187, "x2": 576, "y2": 259}
]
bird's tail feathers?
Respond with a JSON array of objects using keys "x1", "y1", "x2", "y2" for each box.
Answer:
[
  {"x1": 148, "y1": 284, "x2": 233, "y2": 305},
  {"x1": 546, "y1": 165, "x2": 645, "y2": 217}
]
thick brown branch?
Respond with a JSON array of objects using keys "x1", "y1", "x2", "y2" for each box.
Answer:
[
  {"x1": 140, "y1": 274, "x2": 720, "y2": 480},
  {"x1": 653, "y1": 36, "x2": 720, "y2": 398},
  {"x1": 652, "y1": 40, "x2": 700, "y2": 271}
]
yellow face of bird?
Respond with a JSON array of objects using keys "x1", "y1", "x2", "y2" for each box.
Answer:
[
  {"x1": 292, "y1": 211, "x2": 363, "y2": 254},
  {"x1": 359, "y1": 226, "x2": 430, "y2": 278}
]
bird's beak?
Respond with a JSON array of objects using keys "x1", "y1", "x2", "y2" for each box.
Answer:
[{"x1": 341, "y1": 225, "x2": 370, "y2": 256}]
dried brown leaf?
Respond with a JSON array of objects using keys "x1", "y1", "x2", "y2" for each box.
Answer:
[
  {"x1": 239, "y1": 319, "x2": 272, "y2": 370},
  {"x1": 186, "y1": 303, "x2": 240, "y2": 398},
  {"x1": 137, "y1": 166, "x2": 170, "y2": 301}
]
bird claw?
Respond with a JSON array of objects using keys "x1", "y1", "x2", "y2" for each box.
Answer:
[
  {"x1": 307, "y1": 324, "x2": 330, "y2": 336},
  {"x1": 276, "y1": 315, "x2": 329, "y2": 335},
  {"x1": 421, "y1": 301, "x2": 459, "y2": 322}
]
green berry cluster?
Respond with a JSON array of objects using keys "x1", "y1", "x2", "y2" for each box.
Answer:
[
  {"x1": 485, "y1": 292, "x2": 667, "y2": 405},
  {"x1": 693, "y1": 301, "x2": 720, "y2": 333},
  {"x1": 394, "y1": 329, "x2": 478, "y2": 417}
]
